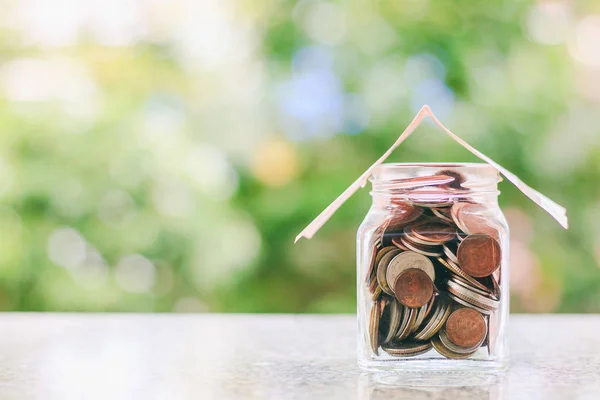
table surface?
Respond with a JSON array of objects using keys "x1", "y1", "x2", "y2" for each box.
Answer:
[{"x1": 0, "y1": 314, "x2": 597, "y2": 399}]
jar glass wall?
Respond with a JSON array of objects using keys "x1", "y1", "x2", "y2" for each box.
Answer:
[{"x1": 357, "y1": 163, "x2": 509, "y2": 372}]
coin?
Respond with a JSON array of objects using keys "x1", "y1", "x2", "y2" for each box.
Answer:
[
  {"x1": 412, "y1": 297, "x2": 451, "y2": 341},
  {"x1": 382, "y1": 341, "x2": 432, "y2": 357},
  {"x1": 407, "y1": 187, "x2": 454, "y2": 208},
  {"x1": 431, "y1": 207, "x2": 454, "y2": 224},
  {"x1": 369, "y1": 298, "x2": 384, "y2": 354},
  {"x1": 439, "y1": 328, "x2": 483, "y2": 354},
  {"x1": 365, "y1": 242, "x2": 380, "y2": 284},
  {"x1": 436, "y1": 257, "x2": 491, "y2": 293},
  {"x1": 409, "y1": 221, "x2": 456, "y2": 244},
  {"x1": 447, "y1": 292, "x2": 492, "y2": 315},
  {"x1": 395, "y1": 306, "x2": 417, "y2": 340},
  {"x1": 387, "y1": 251, "x2": 435, "y2": 288},
  {"x1": 442, "y1": 242, "x2": 458, "y2": 264},
  {"x1": 445, "y1": 308, "x2": 487, "y2": 349},
  {"x1": 382, "y1": 206, "x2": 424, "y2": 235},
  {"x1": 451, "y1": 202, "x2": 501, "y2": 239},
  {"x1": 393, "y1": 268, "x2": 434, "y2": 308},
  {"x1": 391, "y1": 237, "x2": 410, "y2": 251},
  {"x1": 457, "y1": 234, "x2": 501, "y2": 278},
  {"x1": 388, "y1": 174, "x2": 456, "y2": 188},
  {"x1": 412, "y1": 298, "x2": 434, "y2": 333},
  {"x1": 383, "y1": 299, "x2": 403, "y2": 343},
  {"x1": 371, "y1": 285, "x2": 382, "y2": 301},
  {"x1": 376, "y1": 248, "x2": 402, "y2": 296},
  {"x1": 449, "y1": 274, "x2": 496, "y2": 300},
  {"x1": 399, "y1": 236, "x2": 443, "y2": 257},
  {"x1": 431, "y1": 335, "x2": 477, "y2": 359},
  {"x1": 446, "y1": 278, "x2": 499, "y2": 310},
  {"x1": 446, "y1": 286, "x2": 498, "y2": 315},
  {"x1": 436, "y1": 169, "x2": 466, "y2": 190}
]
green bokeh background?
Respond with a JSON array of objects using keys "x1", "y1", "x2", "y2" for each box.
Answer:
[{"x1": 0, "y1": 0, "x2": 598, "y2": 312}]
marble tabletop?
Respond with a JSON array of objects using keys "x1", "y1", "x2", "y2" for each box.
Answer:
[{"x1": 0, "y1": 314, "x2": 597, "y2": 399}]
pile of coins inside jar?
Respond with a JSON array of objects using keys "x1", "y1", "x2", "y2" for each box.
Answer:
[{"x1": 366, "y1": 177, "x2": 502, "y2": 359}]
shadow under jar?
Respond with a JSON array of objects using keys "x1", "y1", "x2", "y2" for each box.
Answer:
[{"x1": 357, "y1": 163, "x2": 509, "y2": 372}]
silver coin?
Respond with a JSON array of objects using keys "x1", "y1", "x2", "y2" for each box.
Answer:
[
  {"x1": 376, "y1": 248, "x2": 402, "y2": 296},
  {"x1": 432, "y1": 207, "x2": 455, "y2": 224},
  {"x1": 382, "y1": 341, "x2": 433, "y2": 357},
  {"x1": 412, "y1": 303, "x2": 442, "y2": 341},
  {"x1": 383, "y1": 300, "x2": 402, "y2": 343},
  {"x1": 412, "y1": 300, "x2": 433, "y2": 333},
  {"x1": 442, "y1": 243, "x2": 458, "y2": 264},
  {"x1": 447, "y1": 292, "x2": 492, "y2": 315},
  {"x1": 395, "y1": 306, "x2": 417, "y2": 340},
  {"x1": 449, "y1": 274, "x2": 497, "y2": 300},
  {"x1": 437, "y1": 257, "x2": 491, "y2": 293},
  {"x1": 399, "y1": 236, "x2": 443, "y2": 257},
  {"x1": 439, "y1": 327, "x2": 485, "y2": 354},
  {"x1": 401, "y1": 228, "x2": 440, "y2": 246},
  {"x1": 413, "y1": 298, "x2": 451, "y2": 341},
  {"x1": 431, "y1": 335, "x2": 478, "y2": 360},
  {"x1": 446, "y1": 279, "x2": 499, "y2": 310},
  {"x1": 386, "y1": 251, "x2": 435, "y2": 292}
]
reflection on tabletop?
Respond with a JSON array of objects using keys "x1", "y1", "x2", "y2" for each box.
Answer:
[{"x1": 358, "y1": 372, "x2": 506, "y2": 400}]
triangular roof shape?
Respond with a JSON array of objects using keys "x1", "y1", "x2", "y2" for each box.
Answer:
[{"x1": 295, "y1": 105, "x2": 568, "y2": 243}]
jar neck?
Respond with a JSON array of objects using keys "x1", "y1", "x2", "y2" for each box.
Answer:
[{"x1": 369, "y1": 163, "x2": 501, "y2": 208}]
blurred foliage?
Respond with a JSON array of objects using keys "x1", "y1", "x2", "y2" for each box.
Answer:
[{"x1": 0, "y1": 0, "x2": 599, "y2": 313}]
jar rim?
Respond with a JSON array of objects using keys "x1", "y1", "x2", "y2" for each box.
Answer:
[
  {"x1": 371, "y1": 163, "x2": 499, "y2": 181},
  {"x1": 373, "y1": 162, "x2": 496, "y2": 172},
  {"x1": 369, "y1": 162, "x2": 500, "y2": 197}
]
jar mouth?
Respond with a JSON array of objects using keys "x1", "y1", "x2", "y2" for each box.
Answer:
[{"x1": 370, "y1": 162, "x2": 501, "y2": 198}]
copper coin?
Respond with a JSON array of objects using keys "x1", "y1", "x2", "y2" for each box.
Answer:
[
  {"x1": 391, "y1": 237, "x2": 409, "y2": 251},
  {"x1": 393, "y1": 268, "x2": 434, "y2": 308},
  {"x1": 399, "y1": 236, "x2": 443, "y2": 257},
  {"x1": 404, "y1": 186, "x2": 454, "y2": 207},
  {"x1": 383, "y1": 206, "x2": 423, "y2": 234},
  {"x1": 452, "y1": 203, "x2": 501, "y2": 239},
  {"x1": 431, "y1": 207, "x2": 454, "y2": 224},
  {"x1": 388, "y1": 174, "x2": 456, "y2": 188},
  {"x1": 365, "y1": 242, "x2": 379, "y2": 284},
  {"x1": 445, "y1": 308, "x2": 486, "y2": 349},
  {"x1": 410, "y1": 221, "x2": 456, "y2": 244},
  {"x1": 436, "y1": 169, "x2": 465, "y2": 190},
  {"x1": 457, "y1": 234, "x2": 501, "y2": 278}
]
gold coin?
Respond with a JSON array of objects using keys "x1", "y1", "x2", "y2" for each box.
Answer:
[
  {"x1": 369, "y1": 297, "x2": 387, "y2": 354},
  {"x1": 371, "y1": 285, "x2": 382, "y2": 301}
]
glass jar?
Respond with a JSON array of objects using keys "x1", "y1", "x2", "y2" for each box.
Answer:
[{"x1": 357, "y1": 163, "x2": 509, "y2": 372}]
